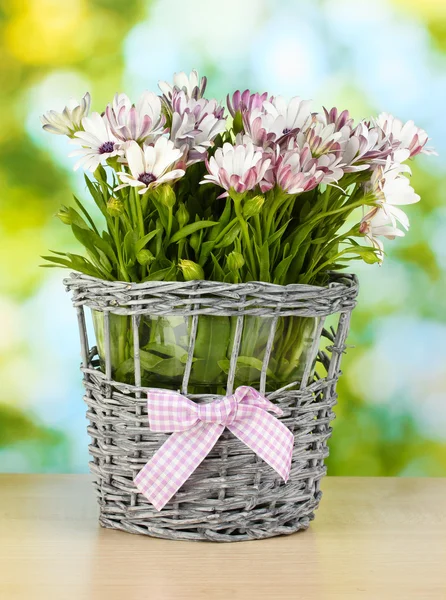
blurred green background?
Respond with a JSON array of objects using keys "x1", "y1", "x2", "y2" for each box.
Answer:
[{"x1": 0, "y1": 0, "x2": 445, "y2": 475}]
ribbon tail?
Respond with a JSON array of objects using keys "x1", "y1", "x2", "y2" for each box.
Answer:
[
  {"x1": 134, "y1": 422, "x2": 223, "y2": 511},
  {"x1": 229, "y1": 409, "x2": 294, "y2": 482}
]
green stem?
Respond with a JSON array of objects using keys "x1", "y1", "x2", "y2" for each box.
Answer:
[
  {"x1": 264, "y1": 190, "x2": 287, "y2": 239},
  {"x1": 279, "y1": 317, "x2": 313, "y2": 380},
  {"x1": 276, "y1": 196, "x2": 295, "y2": 227},
  {"x1": 128, "y1": 189, "x2": 138, "y2": 229},
  {"x1": 314, "y1": 197, "x2": 368, "y2": 221},
  {"x1": 112, "y1": 218, "x2": 130, "y2": 282},
  {"x1": 120, "y1": 211, "x2": 133, "y2": 231},
  {"x1": 167, "y1": 207, "x2": 173, "y2": 241},
  {"x1": 253, "y1": 214, "x2": 262, "y2": 245},
  {"x1": 134, "y1": 188, "x2": 145, "y2": 239},
  {"x1": 213, "y1": 217, "x2": 238, "y2": 244},
  {"x1": 232, "y1": 194, "x2": 257, "y2": 279},
  {"x1": 304, "y1": 250, "x2": 351, "y2": 282}
]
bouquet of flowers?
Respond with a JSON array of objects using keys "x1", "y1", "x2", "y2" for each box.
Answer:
[{"x1": 41, "y1": 70, "x2": 434, "y2": 392}]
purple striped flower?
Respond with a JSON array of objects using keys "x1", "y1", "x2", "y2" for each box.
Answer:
[
  {"x1": 243, "y1": 96, "x2": 313, "y2": 148},
  {"x1": 159, "y1": 69, "x2": 207, "y2": 101},
  {"x1": 227, "y1": 90, "x2": 273, "y2": 118},
  {"x1": 170, "y1": 91, "x2": 226, "y2": 164},
  {"x1": 322, "y1": 107, "x2": 355, "y2": 132},
  {"x1": 105, "y1": 91, "x2": 166, "y2": 144},
  {"x1": 375, "y1": 112, "x2": 436, "y2": 159},
  {"x1": 200, "y1": 142, "x2": 271, "y2": 198},
  {"x1": 269, "y1": 142, "x2": 344, "y2": 194}
]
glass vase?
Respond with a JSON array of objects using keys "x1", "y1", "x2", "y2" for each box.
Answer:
[{"x1": 92, "y1": 310, "x2": 318, "y2": 394}]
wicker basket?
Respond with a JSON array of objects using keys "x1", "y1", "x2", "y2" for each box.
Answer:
[{"x1": 65, "y1": 272, "x2": 358, "y2": 542}]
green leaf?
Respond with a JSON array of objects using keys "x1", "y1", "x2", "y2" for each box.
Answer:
[
  {"x1": 96, "y1": 248, "x2": 113, "y2": 273},
  {"x1": 287, "y1": 220, "x2": 317, "y2": 255},
  {"x1": 169, "y1": 221, "x2": 218, "y2": 244},
  {"x1": 86, "y1": 249, "x2": 112, "y2": 280},
  {"x1": 217, "y1": 356, "x2": 276, "y2": 380},
  {"x1": 290, "y1": 239, "x2": 311, "y2": 281},
  {"x1": 73, "y1": 195, "x2": 99, "y2": 234},
  {"x1": 138, "y1": 350, "x2": 163, "y2": 371},
  {"x1": 210, "y1": 253, "x2": 225, "y2": 281},
  {"x1": 115, "y1": 358, "x2": 135, "y2": 381},
  {"x1": 191, "y1": 316, "x2": 230, "y2": 383},
  {"x1": 142, "y1": 342, "x2": 186, "y2": 360},
  {"x1": 211, "y1": 198, "x2": 232, "y2": 237},
  {"x1": 273, "y1": 255, "x2": 294, "y2": 285},
  {"x1": 214, "y1": 223, "x2": 241, "y2": 248},
  {"x1": 150, "y1": 190, "x2": 170, "y2": 230},
  {"x1": 340, "y1": 245, "x2": 380, "y2": 265},
  {"x1": 268, "y1": 220, "x2": 292, "y2": 246},
  {"x1": 135, "y1": 229, "x2": 160, "y2": 253},
  {"x1": 258, "y1": 241, "x2": 270, "y2": 283},
  {"x1": 143, "y1": 265, "x2": 176, "y2": 281},
  {"x1": 143, "y1": 357, "x2": 185, "y2": 377},
  {"x1": 123, "y1": 229, "x2": 139, "y2": 267},
  {"x1": 41, "y1": 254, "x2": 104, "y2": 278},
  {"x1": 84, "y1": 175, "x2": 108, "y2": 218},
  {"x1": 198, "y1": 240, "x2": 216, "y2": 266},
  {"x1": 71, "y1": 224, "x2": 118, "y2": 267}
]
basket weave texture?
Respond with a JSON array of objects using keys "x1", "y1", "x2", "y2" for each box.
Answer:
[{"x1": 65, "y1": 272, "x2": 358, "y2": 542}]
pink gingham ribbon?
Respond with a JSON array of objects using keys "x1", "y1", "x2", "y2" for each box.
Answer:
[{"x1": 134, "y1": 386, "x2": 294, "y2": 511}]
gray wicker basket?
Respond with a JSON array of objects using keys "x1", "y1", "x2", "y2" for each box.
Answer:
[{"x1": 65, "y1": 272, "x2": 358, "y2": 542}]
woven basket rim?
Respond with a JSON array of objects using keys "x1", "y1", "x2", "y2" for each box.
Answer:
[{"x1": 64, "y1": 270, "x2": 358, "y2": 296}]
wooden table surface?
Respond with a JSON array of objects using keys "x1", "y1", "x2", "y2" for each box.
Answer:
[{"x1": 1, "y1": 475, "x2": 445, "y2": 599}]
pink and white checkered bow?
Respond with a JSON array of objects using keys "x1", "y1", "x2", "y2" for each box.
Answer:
[{"x1": 134, "y1": 386, "x2": 294, "y2": 511}]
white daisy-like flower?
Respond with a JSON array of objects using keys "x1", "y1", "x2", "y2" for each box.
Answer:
[
  {"x1": 316, "y1": 152, "x2": 345, "y2": 184},
  {"x1": 274, "y1": 144, "x2": 324, "y2": 194},
  {"x1": 70, "y1": 112, "x2": 121, "y2": 171},
  {"x1": 296, "y1": 121, "x2": 344, "y2": 158},
  {"x1": 270, "y1": 141, "x2": 344, "y2": 194},
  {"x1": 40, "y1": 92, "x2": 90, "y2": 137},
  {"x1": 105, "y1": 91, "x2": 165, "y2": 143},
  {"x1": 360, "y1": 207, "x2": 405, "y2": 262},
  {"x1": 320, "y1": 107, "x2": 355, "y2": 132},
  {"x1": 340, "y1": 121, "x2": 393, "y2": 172},
  {"x1": 243, "y1": 108, "x2": 286, "y2": 148},
  {"x1": 201, "y1": 142, "x2": 271, "y2": 198},
  {"x1": 263, "y1": 96, "x2": 313, "y2": 134},
  {"x1": 376, "y1": 112, "x2": 436, "y2": 159},
  {"x1": 115, "y1": 138, "x2": 185, "y2": 194},
  {"x1": 227, "y1": 90, "x2": 273, "y2": 118},
  {"x1": 243, "y1": 95, "x2": 313, "y2": 148},
  {"x1": 368, "y1": 158, "x2": 420, "y2": 230},
  {"x1": 170, "y1": 91, "x2": 226, "y2": 163},
  {"x1": 159, "y1": 69, "x2": 207, "y2": 100}
]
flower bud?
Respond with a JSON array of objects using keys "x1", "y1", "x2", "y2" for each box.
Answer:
[
  {"x1": 107, "y1": 197, "x2": 124, "y2": 217},
  {"x1": 179, "y1": 259, "x2": 204, "y2": 281},
  {"x1": 56, "y1": 206, "x2": 72, "y2": 225},
  {"x1": 226, "y1": 251, "x2": 245, "y2": 272},
  {"x1": 136, "y1": 250, "x2": 154, "y2": 266},
  {"x1": 176, "y1": 203, "x2": 189, "y2": 228},
  {"x1": 243, "y1": 195, "x2": 265, "y2": 218},
  {"x1": 232, "y1": 111, "x2": 244, "y2": 135},
  {"x1": 157, "y1": 184, "x2": 176, "y2": 208},
  {"x1": 105, "y1": 156, "x2": 120, "y2": 171}
]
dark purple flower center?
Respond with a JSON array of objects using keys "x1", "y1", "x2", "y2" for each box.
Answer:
[
  {"x1": 283, "y1": 128, "x2": 291, "y2": 134},
  {"x1": 99, "y1": 141, "x2": 115, "y2": 154},
  {"x1": 138, "y1": 172, "x2": 157, "y2": 185}
]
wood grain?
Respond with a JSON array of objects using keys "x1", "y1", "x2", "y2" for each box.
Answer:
[{"x1": 0, "y1": 475, "x2": 445, "y2": 599}]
